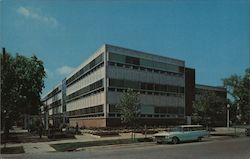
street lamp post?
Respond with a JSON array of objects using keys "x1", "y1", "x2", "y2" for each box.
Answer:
[{"x1": 227, "y1": 104, "x2": 230, "y2": 129}]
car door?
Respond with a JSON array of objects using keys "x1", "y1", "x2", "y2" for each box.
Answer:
[{"x1": 180, "y1": 127, "x2": 190, "y2": 141}]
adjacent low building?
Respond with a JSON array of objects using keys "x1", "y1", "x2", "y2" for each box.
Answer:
[
  {"x1": 41, "y1": 44, "x2": 226, "y2": 128},
  {"x1": 195, "y1": 84, "x2": 227, "y2": 100}
]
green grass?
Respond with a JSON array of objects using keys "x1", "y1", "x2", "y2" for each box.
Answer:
[
  {"x1": 51, "y1": 138, "x2": 153, "y2": 152},
  {"x1": 1, "y1": 146, "x2": 25, "y2": 154}
]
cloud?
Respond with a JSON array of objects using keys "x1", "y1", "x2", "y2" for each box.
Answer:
[
  {"x1": 17, "y1": 6, "x2": 59, "y2": 27},
  {"x1": 56, "y1": 65, "x2": 75, "y2": 76},
  {"x1": 45, "y1": 68, "x2": 54, "y2": 78}
]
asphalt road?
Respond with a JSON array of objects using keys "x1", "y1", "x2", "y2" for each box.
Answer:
[{"x1": 2, "y1": 137, "x2": 250, "y2": 159}]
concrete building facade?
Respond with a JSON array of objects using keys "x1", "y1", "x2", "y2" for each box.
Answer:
[{"x1": 41, "y1": 44, "x2": 224, "y2": 128}]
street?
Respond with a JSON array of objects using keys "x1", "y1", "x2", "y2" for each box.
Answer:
[{"x1": 2, "y1": 137, "x2": 250, "y2": 159}]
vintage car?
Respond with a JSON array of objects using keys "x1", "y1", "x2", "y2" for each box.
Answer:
[{"x1": 154, "y1": 125, "x2": 209, "y2": 144}]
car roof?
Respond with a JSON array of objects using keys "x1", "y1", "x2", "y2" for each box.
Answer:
[{"x1": 178, "y1": 125, "x2": 203, "y2": 128}]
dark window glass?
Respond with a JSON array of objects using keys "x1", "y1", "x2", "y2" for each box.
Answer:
[
  {"x1": 109, "y1": 104, "x2": 119, "y2": 113},
  {"x1": 109, "y1": 53, "x2": 125, "y2": 63},
  {"x1": 108, "y1": 62, "x2": 115, "y2": 66},
  {"x1": 141, "y1": 83, "x2": 147, "y2": 90},
  {"x1": 108, "y1": 88, "x2": 115, "y2": 91},
  {"x1": 117, "y1": 63, "x2": 123, "y2": 67},
  {"x1": 179, "y1": 66, "x2": 184, "y2": 73},
  {"x1": 178, "y1": 87, "x2": 184, "y2": 93},
  {"x1": 109, "y1": 114, "x2": 115, "y2": 117},
  {"x1": 125, "y1": 64, "x2": 131, "y2": 68},
  {"x1": 124, "y1": 80, "x2": 139, "y2": 89},
  {"x1": 168, "y1": 107, "x2": 178, "y2": 114},
  {"x1": 109, "y1": 79, "x2": 123, "y2": 87},
  {"x1": 155, "y1": 107, "x2": 160, "y2": 113},
  {"x1": 147, "y1": 83, "x2": 154, "y2": 90},
  {"x1": 117, "y1": 89, "x2": 123, "y2": 92},
  {"x1": 125, "y1": 56, "x2": 140, "y2": 65},
  {"x1": 140, "y1": 67, "x2": 146, "y2": 71},
  {"x1": 178, "y1": 107, "x2": 184, "y2": 114},
  {"x1": 133, "y1": 66, "x2": 139, "y2": 69},
  {"x1": 155, "y1": 84, "x2": 161, "y2": 91}
]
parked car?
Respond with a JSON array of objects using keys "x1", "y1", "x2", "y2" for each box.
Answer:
[
  {"x1": 154, "y1": 125, "x2": 209, "y2": 144},
  {"x1": 246, "y1": 128, "x2": 250, "y2": 136}
]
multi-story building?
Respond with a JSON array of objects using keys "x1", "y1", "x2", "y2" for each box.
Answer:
[{"x1": 41, "y1": 44, "x2": 225, "y2": 128}]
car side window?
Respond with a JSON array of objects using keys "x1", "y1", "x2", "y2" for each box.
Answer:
[{"x1": 183, "y1": 127, "x2": 189, "y2": 132}]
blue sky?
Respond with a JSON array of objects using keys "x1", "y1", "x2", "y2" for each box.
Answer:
[{"x1": 1, "y1": 0, "x2": 249, "y2": 96}]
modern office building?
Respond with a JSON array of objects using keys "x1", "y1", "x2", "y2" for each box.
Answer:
[{"x1": 41, "y1": 44, "x2": 224, "y2": 128}]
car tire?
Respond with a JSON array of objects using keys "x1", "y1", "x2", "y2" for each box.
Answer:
[
  {"x1": 157, "y1": 141, "x2": 163, "y2": 144},
  {"x1": 198, "y1": 137, "x2": 202, "y2": 142},
  {"x1": 172, "y1": 137, "x2": 179, "y2": 144}
]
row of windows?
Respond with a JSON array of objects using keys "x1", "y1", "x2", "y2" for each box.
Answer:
[
  {"x1": 154, "y1": 106, "x2": 184, "y2": 114},
  {"x1": 109, "y1": 104, "x2": 184, "y2": 115},
  {"x1": 68, "y1": 105, "x2": 103, "y2": 117},
  {"x1": 49, "y1": 99, "x2": 61, "y2": 109},
  {"x1": 195, "y1": 89, "x2": 226, "y2": 98},
  {"x1": 67, "y1": 79, "x2": 104, "y2": 102},
  {"x1": 108, "y1": 88, "x2": 184, "y2": 97},
  {"x1": 108, "y1": 61, "x2": 184, "y2": 78},
  {"x1": 108, "y1": 113, "x2": 184, "y2": 118},
  {"x1": 66, "y1": 53, "x2": 104, "y2": 86},
  {"x1": 46, "y1": 87, "x2": 61, "y2": 100},
  {"x1": 140, "y1": 114, "x2": 184, "y2": 118},
  {"x1": 68, "y1": 62, "x2": 104, "y2": 88},
  {"x1": 108, "y1": 52, "x2": 184, "y2": 74},
  {"x1": 109, "y1": 79, "x2": 184, "y2": 94},
  {"x1": 67, "y1": 88, "x2": 104, "y2": 103}
]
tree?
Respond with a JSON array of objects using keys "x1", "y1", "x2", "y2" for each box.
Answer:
[
  {"x1": 117, "y1": 89, "x2": 140, "y2": 140},
  {"x1": 117, "y1": 89, "x2": 140, "y2": 126},
  {"x1": 223, "y1": 68, "x2": 250, "y2": 124},
  {"x1": 1, "y1": 49, "x2": 46, "y2": 137},
  {"x1": 192, "y1": 91, "x2": 226, "y2": 126}
]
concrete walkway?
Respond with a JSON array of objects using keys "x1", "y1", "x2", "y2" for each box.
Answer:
[{"x1": 211, "y1": 127, "x2": 246, "y2": 136}]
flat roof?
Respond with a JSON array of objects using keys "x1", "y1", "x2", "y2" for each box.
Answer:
[
  {"x1": 106, "y1": 44, "x2": 185, "y2": 66},
  {"x1": 196, "y1": 84, "x2": 226, "y2": 92}
]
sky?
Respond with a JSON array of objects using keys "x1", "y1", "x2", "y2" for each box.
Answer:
[{"x1": 1, "y1": 0, "x2": 249, "y2": 96}]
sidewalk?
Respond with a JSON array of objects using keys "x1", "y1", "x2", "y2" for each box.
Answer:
[{"x1": 210, "y1": 127, "x2": 246, "y2": 136}]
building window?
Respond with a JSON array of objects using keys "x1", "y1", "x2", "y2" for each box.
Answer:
[
  {"x1": 109, "y1": 78, "x2": 184, "y2": 95},
  {"x1": 109, "y1": 104, "x2": 120, "y2": 113},
  {"x1": 109, "y1": 53, "x2": 125, "y2": 63},
  {"x1": 117, "y1": 63, "x2": 124, "y2": 67},
  {"x1": 125, "y1": 56, "x2": 140, "y2": 65}
]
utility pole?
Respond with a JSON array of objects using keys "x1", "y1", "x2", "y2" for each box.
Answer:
[{"x1": 227, "y1": 104, "x2": 230, "y2": 129}]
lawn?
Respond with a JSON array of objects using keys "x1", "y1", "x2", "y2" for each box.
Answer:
[
  {"x1": 51, "y1": 138, "x2": 153, "y2": 152},
  {"x1": 1, "y1": 146, "x2": 25, "y2": 154}
]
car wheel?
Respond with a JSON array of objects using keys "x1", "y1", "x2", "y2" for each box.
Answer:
[
  {"x1": 172, "y1": 137, "x2": 179, "y2": 144},
  {"x1": 157, "y1": 141, "x2": 163, "y2": 144},
  {"x1": 198, "y1": 137, "x2": 202, "y2": 142}
]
